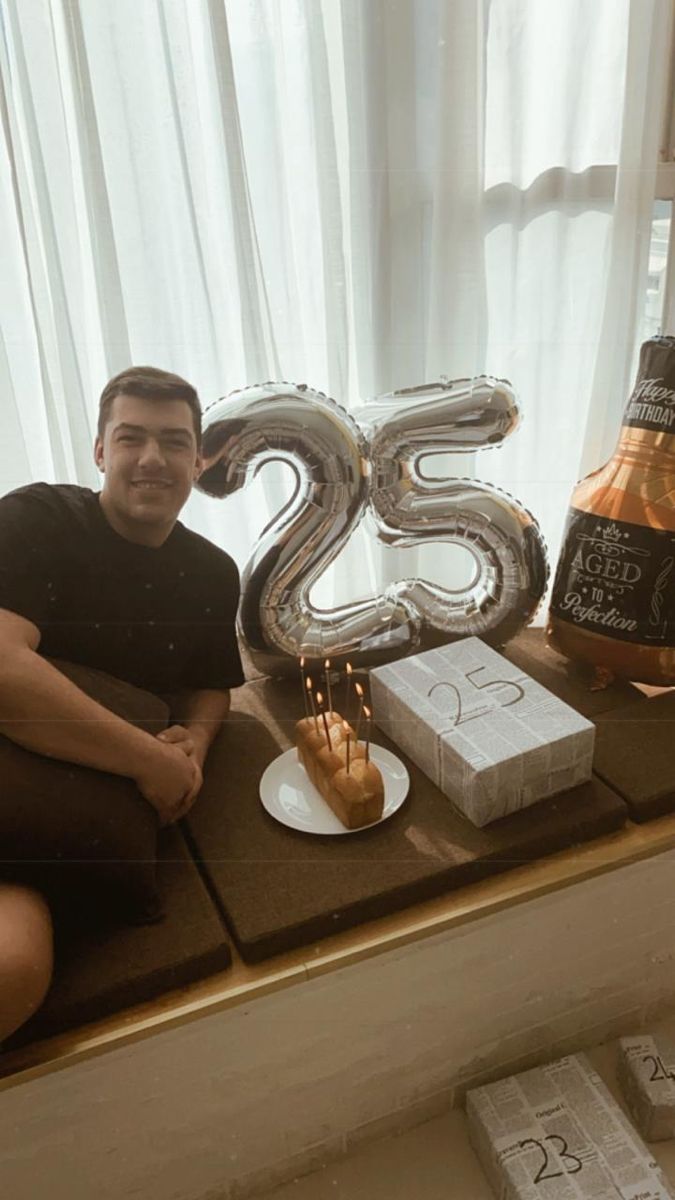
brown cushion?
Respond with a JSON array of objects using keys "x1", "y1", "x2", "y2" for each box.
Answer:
[
  {"x1": 2, "y1": 825, "x2": 232, "y2": 1050},
  {"x1": 593, "y1": 691, "x2": 675, "y2": 821},
  {"x1": 185, "y1": 671, "x2": 628, "y2": 963},
  {"x1": 501, "y1": 627, "x2": 643, "y2": 716},
  {"x1": 0, "y1": 658, "x2": 169, "y2": 923}
]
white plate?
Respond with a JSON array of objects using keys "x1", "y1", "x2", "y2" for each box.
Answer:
[{"x1": 259, "y1": 745, "x2": 410, "y2": 835}]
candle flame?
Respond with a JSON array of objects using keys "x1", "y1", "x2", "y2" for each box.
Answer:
[
  {"x1": 346, "y1": 662, "x2": 352, "y2": 676},
  {"x1": 316, "y1": 691, "x2": 324, "y2": 705},
  {"x1": 363, "y1": 705, "x2": 371, "y2": 718},
  {"x1": 355, "y1": 682, "x2": 364, "y2": 698},
  {"x1": 306, "y1": 676, "x2": 312, "y2": 690},
  {"x1": 300, "y1": 655, "x2": 305, "y2": 668},
  {"x1": 324, "y1": 658, "x2": 330, "y2": 668}
]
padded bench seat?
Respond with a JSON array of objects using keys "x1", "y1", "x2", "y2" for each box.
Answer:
[
  {"x1": 1, "y1": 629, "x2": 654, "y2": 1052},
  {"x1": 184, "y1": 631, "x2": 636, "y2": 962}
]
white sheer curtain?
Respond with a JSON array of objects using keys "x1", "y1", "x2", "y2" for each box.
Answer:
[
  {"x1": 0, "y1": 0, "x2": 672, "y2": 611},
  {"x1": 482, "y1": 0, "x2": 672, "y2": 590}
]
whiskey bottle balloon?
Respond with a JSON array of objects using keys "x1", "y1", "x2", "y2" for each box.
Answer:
[{"x1": 547, "y1": 336, "x2": 675, "y2": 685}]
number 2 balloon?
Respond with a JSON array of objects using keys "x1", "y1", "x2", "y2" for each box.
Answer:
[{"x1": 198, "y1": 379, "x2": 548, "y2": 676}]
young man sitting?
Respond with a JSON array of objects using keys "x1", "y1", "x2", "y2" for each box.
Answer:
[{"x1": 0, "y1": 366, "x2": 244, "y2": 1040}]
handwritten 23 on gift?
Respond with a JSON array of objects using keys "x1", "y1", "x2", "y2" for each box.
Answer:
[{"x1": 369, "y1": 637, "x2": 594, "y2": 828}]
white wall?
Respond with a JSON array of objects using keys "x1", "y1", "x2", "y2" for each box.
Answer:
[{"x1": 3, "y1": 850, "x2": 675, "y2": 1199}]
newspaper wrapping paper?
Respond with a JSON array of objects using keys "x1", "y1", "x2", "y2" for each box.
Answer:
[
  {"x1": 618, "y1": 1036, "x2": 675, "y2": 1142},
  {"x1": 466, "y1": 1053, "x2": 675, "y2": 1199},
  {"x1": 369, "y1": 637, "x2": 595, "y2": 826}
]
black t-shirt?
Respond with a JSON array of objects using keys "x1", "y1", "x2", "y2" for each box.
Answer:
[{"x1": 0, "y1": 483, "x2": 245, "y2": 694}]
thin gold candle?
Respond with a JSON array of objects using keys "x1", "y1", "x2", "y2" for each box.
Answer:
[
  {"x1": 300, "y1": 655, "x2": 309, "y2": 716},
  {"x1": 354, "y1": 681, "x2": 365, "y2": 743},
  {"x1": 342, "y1": 720, "x2": 351, "y2": 773},
  {"x1": 343, "y1": 661, "x2": 353, "y2": 716},
  {"x1": 363, "y1": 704, "x2": 372, "y2": 764},
  {"x1": 306, "y1": 676, "x2": 319, "y2": 733},
  {"x1": 324, "y1": 658, "x2": 333, "y2": 715},
  {"x1": 316, "y1": 691, "x2": 331, "y2": 748}
]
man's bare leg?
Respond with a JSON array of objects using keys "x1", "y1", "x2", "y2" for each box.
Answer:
[{"x1": 0, "y1": 884, "x2": 53, "y2": 1040}]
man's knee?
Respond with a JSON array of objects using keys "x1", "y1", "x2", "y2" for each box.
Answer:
[{"x1": 0, "y1": 884, "x2": 54, "y2": 1040}]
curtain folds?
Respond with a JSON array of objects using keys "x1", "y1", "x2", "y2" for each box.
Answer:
[{"x1": 0, "y1": 0, "x2": 672, "y2": 611}]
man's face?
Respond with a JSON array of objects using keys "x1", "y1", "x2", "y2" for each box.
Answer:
[{"x1": 94, "y1": 393, "x2": 203, "y2": 545}]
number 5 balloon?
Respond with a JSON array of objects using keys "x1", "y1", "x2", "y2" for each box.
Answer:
[{"x1": 198, "y1": 378, "x2": 548, "y2": 676}]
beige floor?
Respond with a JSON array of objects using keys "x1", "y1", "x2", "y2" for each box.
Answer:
[{"x1": 261, "y1": 1020, "x2": 675, "y2": 1199}]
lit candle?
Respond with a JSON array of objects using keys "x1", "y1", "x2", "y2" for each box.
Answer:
[
  {"x1": 363, "y1": 705, "x2": 372, "y2": 764},
  {"x1": 342, "y1": 720, "x2": 351, "y2": 773},
  {"x1": 316, "y1": 691, "x2": 331, "y2": 748},
  {"x1": 354, "y1": 681, "x2": 365, "y2": 743},
  {"x1": 343, "y1": 661, "x2": 353, "y2": 717},
  {"x1": 306, "y1": 676, "x2": 319, "y2": 734},
  {"x1": 324, "y1": 658, "x2": 333, "y2": 716},
  {"x1": 300, "y1": 655, "x2": 309, "y2": 717}
]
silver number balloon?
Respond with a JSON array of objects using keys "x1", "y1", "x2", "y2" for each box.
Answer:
[
  {"x1": 199, "y1": 378, "x2": 548, "y2": 675},
  {"x1": 198, "y1": 383, "x2": 420, "y2": 677},
  {"x1": 354, "y1": 377, "x2": 549, "y2": 650}
]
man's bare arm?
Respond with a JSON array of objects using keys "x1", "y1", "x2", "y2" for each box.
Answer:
[{"x1": 0, "y1": 609, "x2": 197, "y2": 823}]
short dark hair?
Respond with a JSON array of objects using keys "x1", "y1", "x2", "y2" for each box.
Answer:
[{"x1": 98, "y1": 366, "x2": 202, "y2": 449}]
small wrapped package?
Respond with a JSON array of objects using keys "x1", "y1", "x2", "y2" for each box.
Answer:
[
  {"x1": 466, "y1": 1052, "x2": 675, "y2": 1199},
  {"x1": 369, "y1": 637, "x2": 594, "y2": 827},
  {"x1": 618, "y1": 1035, "x2": 675, "y2": 1142}
]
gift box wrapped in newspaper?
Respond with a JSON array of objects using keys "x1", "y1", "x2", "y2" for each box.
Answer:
[
  {"x1": 618, "y1": 1034, "x2": 675, "y2": 1142},
  {"x1": 369, "y1": 637, "x2": 594, "y2": 827},
  {"x1": 466, "y1": 1053, "x2": 675, "y2": 1199}
]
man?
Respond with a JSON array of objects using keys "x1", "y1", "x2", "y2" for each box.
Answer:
[{"x1": 0, "y1": 366, "x2": 244, "y2": 1039}]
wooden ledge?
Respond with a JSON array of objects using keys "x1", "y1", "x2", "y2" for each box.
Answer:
[{"x1": 4, "y1": 807, "x2": 675, "y2": 1090}]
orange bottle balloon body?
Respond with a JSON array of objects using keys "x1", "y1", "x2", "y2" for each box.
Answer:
[{"x1": 547, "y1": 337, "x2": 675, "y2": 685}]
